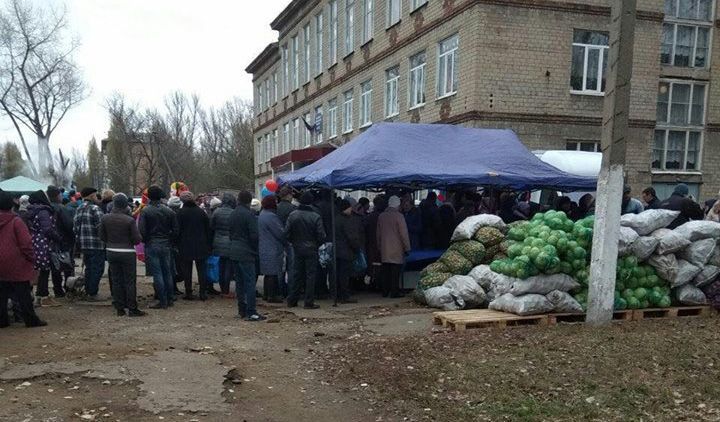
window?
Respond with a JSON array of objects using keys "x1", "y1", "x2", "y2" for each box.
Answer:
[
  {"x1": 343, "y1": 89, "x2": 354, "y2": 133},
  {"x1": 264, "y1": 79, "x2": 270, "y2": 110},
  {"x1": 329, "y1": 0, "x2": 338, "y2": 65},
  {"x1": 661, "y1": 1, "x2": 712, "y2": 68},
  {"x1": 272, "y1": 72, "x2": 278, "y2": 103},
  {"x1": 283, "y1": 122, "x2": 290, "y2": 152},
  {"x1": 654, "y1": 81, "x2": 706, "y2": 171},
  {"x1": 315, "y1": 13, "x2": 324, "y2": 75},
  {"x1": 256, "y1": 137, "x2": 263, "y2": 164},
  {"x1": 282, "y1": 44, "x2": 289, "y2": 96},
  {"x1": 411, "y1": 0, "x2": 428, "y2": 10},
  {"x1": 256, "y1": 85, "x2": 262, "y2": 114},
  {"x1": 570, "y1": 30, "x2": 609, "y2": 94},
  {"x1": 303, "y1": 112, "x2": 312, "y2": 147},
  {"x1": 303, "y1": 24, "x2": 311, "y2": 84},
  {"x1": 363, "y1": 0, "x2": 374, "y2": 43},
  {"x1": 264, "y1": 134, "x2": 271, "y2": 163},
  {"x1": 360, "y1": 80, "x2": 372, "y2": 126},
  {"x1": 385, "y1": 66, "x2": 399, "y2": 117},
  {"x1": 345, "y1": 0, "x2": 355, "y2": 56},
  {"x1": 291, "y1": 35, "x2": 299, "y2": 90},
  {"x1": 315, "y1": 106, "x2": 324, "y2": 143},
  {"x1": 566, "y1": 141, "x2": 600, "y2": 152},
  {"x1": 328, "y1": 98, "x2": 338, "y2": 138},
  {"x1": 292, "y1": 118, "x2": 300, "y2": 149},
  {"x1": 409, "y1": 51, "x2": 426, "y2": 108},
  {"x1": 272, "y1": 129, "x2": 279, "y2": 157},
  {"x1": 437, "y1": 34, "x2": 459, "y2": 98},
  {"x1": 387, "y1": 0, "x2": 401, "y2": 27}
]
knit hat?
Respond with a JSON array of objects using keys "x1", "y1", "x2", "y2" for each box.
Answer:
[
  {"x1": 46, "y1": 185, "x2": 61, "y2": 201},
  {"x1": 147, "y1": 186, "x2": 164, "y2": 201},
  {"x1": 112, "y1": 193, "x2": 129, "y2": 211},
  {"x1": 179, "y1": 191, "x2": 194, "y2": 203},
  {"x1": 674, "y1": 183, "x2": 689, "y2": 197},
  {"x1": 388, "y1": 195, "x2": 401, "y2": 209},
  {"x1": 81, "y1": 187, "x2": 98, "y2": 198},
  {"x1": 250, "y1": 198, "x2": 261, "y2": 212},
  {"x1": 167, "y1": 196, "x2": 182, "y2": 209},
  {"x1": 18, "y1": 195, "x2": 30, "y2": 212},
  {"x1": 623, "y1": 185, "x2": 631, "y2": 194},
  {"x1": 261, "y1": 195, "x2": 277, "y2": 210},
  {"x1": 299, "y1": 191, "x2": 315, "y2": 205},
  {"x1": 210, "y1": 197, "x2": 222, "y2": 209}
]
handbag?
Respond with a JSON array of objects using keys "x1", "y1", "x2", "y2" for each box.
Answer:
[
  {"x1": 50, "y1": 247, "x2": 73, "y2": 272},
  {"x1": 206, "y1": 255, "x2": 220, "y2": 283}
]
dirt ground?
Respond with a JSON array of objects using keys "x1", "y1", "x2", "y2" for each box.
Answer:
[{"x1": 2, "y1": 270, "x2": 720, "y2": 422}]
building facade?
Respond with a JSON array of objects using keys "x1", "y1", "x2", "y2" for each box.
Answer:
[{"x1": 247, "y1": 0, "x2": 720, "y2": 201}]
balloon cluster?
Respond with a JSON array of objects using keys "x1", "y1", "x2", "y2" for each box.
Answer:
[{"x1": 261, "y1": 179, "x2": 278, "y2": 198}]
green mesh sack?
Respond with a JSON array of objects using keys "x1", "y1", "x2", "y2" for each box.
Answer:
[
  {"x1": 421, "y1": 261, "x2": 450, "y2": 277},
  {"x1": 473, "y1": 226, "x2": 505, "y2": 247},
  {"x1": 449, "y1": 240, "x2": 486, "y2": 266},
  {"x1": 418, "y1": 272, "x2": 453, "y2": 290},
  {"x1": 481, "y1": 244, "x2": 502, "y2": 264},
  {"x1": 440, "y1": 250, "x2": 473, "y2": 275}
]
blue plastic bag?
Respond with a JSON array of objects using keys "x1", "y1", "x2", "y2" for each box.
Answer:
[
  {"x1": 206, "y1": 255, "x2": 220, "y2": 283},
  {"x1": 352, "y1": 251, "x2": 368, "y2": 274}
]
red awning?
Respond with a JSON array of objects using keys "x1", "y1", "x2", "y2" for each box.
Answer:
[{"x1": 270, "y1": 146, "x2": 335, "y2": 169}]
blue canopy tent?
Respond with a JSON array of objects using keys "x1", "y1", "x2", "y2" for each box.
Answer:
[{"x1": 278, "y1": 123, "x2": 598, "y2": 191}]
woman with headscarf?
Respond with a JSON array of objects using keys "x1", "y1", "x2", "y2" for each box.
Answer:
[
  {"x1": 26, "y1": 190, "x2": 63, "y2": 307},
  {"x1": 17, "y1": 195, "x2": 30, "y2": 227},
  {"x1": 258, "y1": 195, "x2": 286, "y2": 303}
]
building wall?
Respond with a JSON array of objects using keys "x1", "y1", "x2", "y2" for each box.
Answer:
[{"x1": 249, "y1": 0, "x2": 719, "y2": 201}]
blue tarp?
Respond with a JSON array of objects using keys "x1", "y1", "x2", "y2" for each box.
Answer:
[{"x1": 278, "y1": 123, "x2": 598, "y2": 191}]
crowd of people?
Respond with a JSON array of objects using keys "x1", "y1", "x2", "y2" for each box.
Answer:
[{"x1": 2, "y1": 180, "x2": 719, "y2": 329}]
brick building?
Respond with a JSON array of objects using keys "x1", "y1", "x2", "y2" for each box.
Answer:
[{"x1": 247, "y1": 0, "x2": 720, "y2": 201}]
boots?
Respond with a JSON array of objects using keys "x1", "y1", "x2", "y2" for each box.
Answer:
[{"x1": 264, "y1": 276, "x2": 283, "y2": 303}]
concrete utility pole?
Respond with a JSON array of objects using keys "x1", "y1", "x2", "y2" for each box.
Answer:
[{"x1": 586, "y1": 0, "x2": 636, "y2": 325}]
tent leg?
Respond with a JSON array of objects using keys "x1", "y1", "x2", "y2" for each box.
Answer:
[{"x1": 330, "y1": 189, "x2": 338, "y2": 307}]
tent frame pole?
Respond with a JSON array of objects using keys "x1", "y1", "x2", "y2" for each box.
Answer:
[{"x1": 330, "y1": 188, "x2": 338, "y2": 307}]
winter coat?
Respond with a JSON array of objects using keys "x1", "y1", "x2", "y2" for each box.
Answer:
[
  {"x1": 210, "y1": 205, "x2": 234, "y2": 257},
  {"x1": 645, "y1": 197, "x2": 661, "y2": 210},
  {"x1": 0, "y1": 211, "x2": 36, "y2": 282},
  {"x1": 228, "y1": 204, "x2": 259, "y2": 263},
  {"x1": 403, "y1": 207, "x2": 422, "y2": 251},
  {"x1": 660, "y1": 194, "x2": 703, "y2": 229},
  {"x1": 52, "y1": 202, "x2": 75, "y2": 251},
  {"x1": 420, "y1": 201, "x2": 442, "y2": 249},
  {"x1": 364, "y1": 210, "x2": 382, "y2": 264},
  {"x1": 277, "y1": 199, "x2": 297, "y2": 226},
  {"x1": 622, "y1": 198, "x2": 645, "y2": 215},
  {"x1": 258, "y1": 209, "x2": 286, "y2": 275},
  {"x1": 139, "y1": 201, "x2": 178, "y2": 247},
  {"x1": 284, "y1": 205, "x2": 326, "y2": 257},
  {"x1": 176, "y1": 201, "x2": 212, "y2": 260},
  {"x1": 100, "y1": 208, "x2": 142, "y2": 251},
  {"x1": 377, "y1": 207, "x2": 411, "y2": 265},
  {"x1": 27, "y1": 203, "x2": 61, "y2": 271},
  {"x1": 335, "y1": 213, "x2": 364, "y2": 261}
]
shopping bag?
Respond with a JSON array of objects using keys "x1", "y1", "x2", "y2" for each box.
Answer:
[
  {"x1": 352, "y1": 251, "x2": 368, "y2": 274},
  {"x1": 135, "y1": 243, "x2": 145, "y2": 263},
  {"x1": 206, "y1": 255, "x2": 220, "y2": 283}
]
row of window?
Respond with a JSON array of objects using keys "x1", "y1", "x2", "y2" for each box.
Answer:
[{"x1": 255, "y1": 0, "x2": 431, "y2": 114}]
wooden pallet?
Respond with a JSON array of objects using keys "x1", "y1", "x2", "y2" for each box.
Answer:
[
  {"x1": 632, "y1": 306, "x2": 711, "y2": 320},
  {"x1": 547, "y1": 310, "x2": 633, "y2": 325},
  {"x1": 432, "y1": 309, "x2": 549, "y2": 331}
]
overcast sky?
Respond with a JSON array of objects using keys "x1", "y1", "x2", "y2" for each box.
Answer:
[{"x1": 0, "y1": 0, "x2": 287, "y2": 158}]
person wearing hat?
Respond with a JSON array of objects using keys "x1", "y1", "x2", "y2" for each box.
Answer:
[
  {"x1": 210, "y1": 193, "x2": 237, "y2": 297},
  {"x1": 228, "y1": 190, "x2": 265, "y2": 320},
  {"x1": 100, "y1": 193, "x2": 145, "y2": 317},
  {"x1": 175, "y1": 191, "x2": 212, "y2": 301},
  {"x1": 139, "y1": 185, "x2": 179, "y2": 309},
  {"x1": 47, "y1": 185, "x2": 75, "y2": 296},
  {"x1": 660, "y1": 183, "x2": 704, "y2": 229},
  {"x1": 73, "y1": 187, "x2": 106, "y2": 301},
  {"x1": 0, "y1": 190, "x2": 47, "y2": 328},
  {"x1": 621, "y1": 185, "x2": 644, "y2": 215},
  {"x1": 284, "y1": 191, "x2": 326, "y2": 309},
  {"x1": 376, "y1": 195, "x2": 411, "y2": 298},
  {"x1": 333, "y1": 199, "x2": 363, "y2": 304},
  {"x1": 258, "y1": 195, "x2": 286, "y2": 303},
  {"x1": 27, "y1": 190, "x2": 63, "y2": 307},
  {"x1": 276, "y1": 186, "x2": 297, "y2": 298}
]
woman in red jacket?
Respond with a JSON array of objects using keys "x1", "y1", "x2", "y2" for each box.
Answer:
[{"x1": 0, "y1": 190, "x2": 46, "y2": 328}]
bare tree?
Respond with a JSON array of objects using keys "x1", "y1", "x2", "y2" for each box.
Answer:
[{"x1": 0, "y1": 0, "x2": 86, "y2": 177}]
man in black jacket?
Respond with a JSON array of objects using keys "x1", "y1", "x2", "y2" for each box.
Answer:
[
  {"x1": 176, "y1": 192, "x2": 212, "y2": 301},
  {"x1": 659, "y1": 183, "x2": 704, "y2": 229},
  {"x1": 333, "y1": 199, "x2": 362, "y2": 304},
  {"x1": 285, "y1": 191, "x2": 326, "y2": 309},
  {"x1": 642, "y1": 187, "x2": 661, "y2": 210},
  {"x1": 139, "y1": 186, "x2": 178, "y2": 309},
  {"x1": 229, "y1": 191, "x2": 265, "y2": 321},
  {"x1": 47, "y1": 185, "x2": 74, "y2": 297},
  {"x1": 276, "y1": 186, "x2": 297, "y2": 298}
]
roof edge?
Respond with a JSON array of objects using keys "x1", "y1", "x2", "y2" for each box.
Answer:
[{"x1": 245, "y1": 42, "x2": 279, "y2": 75}]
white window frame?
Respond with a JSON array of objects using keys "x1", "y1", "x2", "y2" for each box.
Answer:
[
  {"x1": 292, "y1": 118, "x2": 300, "y2": 150},
  {"x1": 363, "y1": 0, "x2": 374, "y2": 44},
  {"x1": 315, "y1": 105, "x2": 324, "y2": 143},
  {"x1": 291, "y1": 35, "x2": 299, "y2": 90},
  {"x1": 315, "y1": 13, "x2": 324, "y2": 75},
  {"x1": 328, "y1": 98, "x2": 338, "y2": 139},
  {"x1": 272, "y1": 129, "x2": 278, "y2": 157},
  {"x1": 282, "y1": 44, "x2": 289, "y2": 97},
  {"x1": 408, "y1": 51, "x2": 426, "y2": 109},
  {"x1": 283, "y1": 122, "x2": 290, "y2": 153},
  {"x1": 566, "y1": 140, "x2": 600, "y2": 152},
  {"x1": 387, "y1": 0, "x2": 401, "y2": 27},
  {"x1": 411, "y1": 0, "x2": 428, "y2": 11},
  {"x1": 264, "y1": 134, "x2": 271, "y2": 163},
  {"x1": 303, "y1": 112, "x2": 312, "y2": 147},
  {"x1": 654, "y1": 80, "x2": 707, "y2": 172},
  {"x1": 661, "y1": 22, "x2": 712, "y2": 68},
  {"x1": 343, "y1": 89, "x2": 354, "y2": 134},
  {"x1": 360, "y1": 80, "x2": 372, "y2": 127},
  {"x1": 304, "y1": 24, "x2": 311, "y2": 84},
  {"x1": 570, "y1": 31, "x2": 609, "y2": 96},
  {"x1": 264, "y1": 79, "x2": 271, "y2": 110},
  {"x1": 255, "y1": 85, "x2": 262, "y2": 115},
  {"x1": 329, "y1": 0, "x2": 338, "y2": 65},
  {"x1": 385, "y1": 66, "x2": 399, "y2": 118},
  {"x1": 256, "y1": 137, "x2": 263, "y2": 164},
  {"x1": 437, "y1": 34, "x2": 459, "y2": 99},
  {"x1": 345, "y1": 0, "x2": 355, "y2": 56},
  {"x1": 272, "y1": 72, "x2": 278, "y2": 104}
]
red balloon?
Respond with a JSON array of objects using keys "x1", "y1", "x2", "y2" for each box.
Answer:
[{"x1": 265, "y1": 179, "x2": 279, "y2": 192}]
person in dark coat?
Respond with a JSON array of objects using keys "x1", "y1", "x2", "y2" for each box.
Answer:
[
  {"x1": 333, "y1": 199, "x2": 362, "y2": 303},
  {"x1": 401, "y1": 193, "x2": 422, "y2": 250},
  {"x1": 285, "y1": 191, "x2": 326, "y2": 309},
  {"x1": 27, "y1": 190, "x2": 63, "y2": 307},
  {"x1": 100, "y1": 193, "x2": 144, "y2": 317},
  {"x1": 420, "y1": 192, "x2": 442, "y2": 249},
  {"x1": 47, "y1": 186, "x2": 75, "y2": 295},
  {"x1": 0, "y1": 190, "x2": 46, "y2": 328},
  {"x1": 258, "y1": 195, "x2": 286, "y2": 303},
  {"x1": 438, "y1": 201, "x2": 456, "y2": 249},
  {"x1": 175, "y1": 192, "x2": 212, "y2": 301},
  {"x1": 642, "y1": 187, "x2": 661, "y2": 210},
  {"x1": 659, "y1": 183, "x2": 704, "y2": 229},
  {"x1": 210, "y1": 193, "x2": 236, "y2": 297},
  {"x1": 365, "y1": 195, "x2": 386, "y2": 290},
  {"x1": 17, "y1": 195, "x2": 30, "y2": 227},
  {"x1": 229, "y1": 191, "x2": 265, "y2": 321},
  {"x1": 276, "y1": 187, "x2": 296, "y2": 298},
  {"x1": 313, "y1": 191, "x2": 332, "y2": 299}
]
